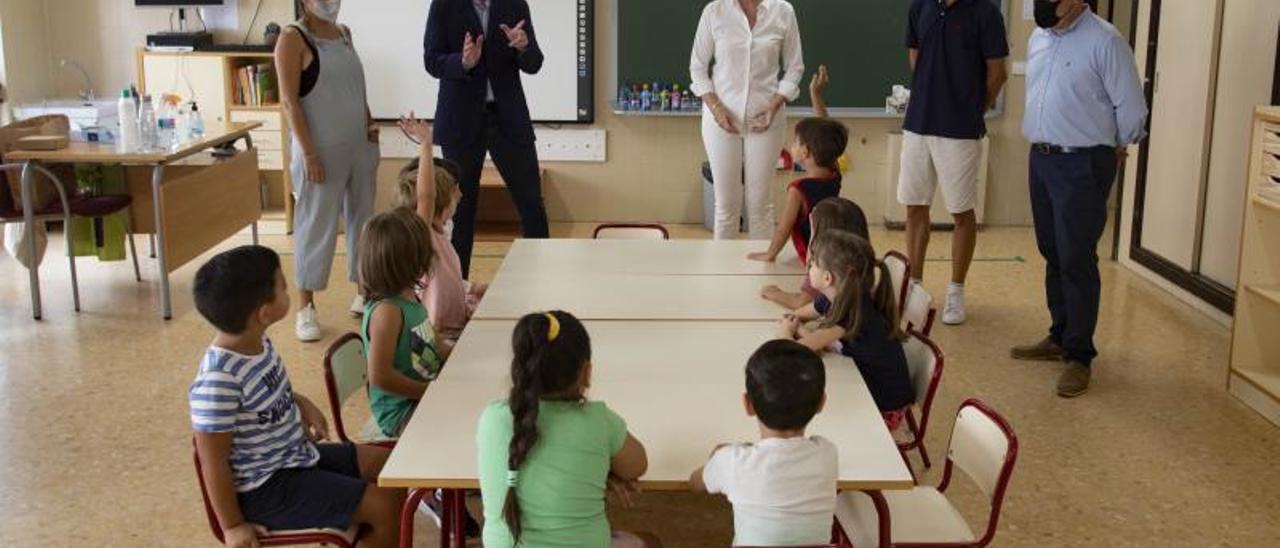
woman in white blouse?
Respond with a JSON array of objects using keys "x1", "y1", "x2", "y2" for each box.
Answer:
[{"x1": 690, "y1": 0, "x2": 804, "y2": 240}]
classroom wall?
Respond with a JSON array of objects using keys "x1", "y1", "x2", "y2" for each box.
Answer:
[{"x1": 0, "y1": 0, "x2": 52, "y2": 103}]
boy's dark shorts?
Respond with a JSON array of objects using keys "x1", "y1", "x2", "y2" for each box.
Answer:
[{"x1": 238, "y1": 442, "x2": 367, "y2": 531}]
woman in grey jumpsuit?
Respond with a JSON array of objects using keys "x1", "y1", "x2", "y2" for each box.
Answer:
[{"x1": 276, "y1": 0, "x2": 379, "y2": 342}]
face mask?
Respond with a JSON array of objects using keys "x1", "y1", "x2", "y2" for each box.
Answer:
[
  {"x1": 1034, "y1": 0, "x2": 1062, "y2": 29},
  {"x1": 311, "y1": 0, "x2": 342, "y2": 22}
]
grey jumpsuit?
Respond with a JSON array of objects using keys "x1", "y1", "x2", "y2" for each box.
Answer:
[{"x1": 289, "y1": 21, "x2": 378, "y2": 292}]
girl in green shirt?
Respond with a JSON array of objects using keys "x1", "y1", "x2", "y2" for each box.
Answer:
[
  {"x1": 476, "y1": 311, "x2": 659, "y2": 547},
  {"x1": 358, "y1": 208, "x2": 445, "y2": 437}
]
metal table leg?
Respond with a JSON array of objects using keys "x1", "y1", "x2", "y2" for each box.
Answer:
[
  {"x1": 20, "y1": 162, "x2": 41, "y2": 320},
  {"x1": 150, "y1": 165, "x2": 171, "y2": 319}
]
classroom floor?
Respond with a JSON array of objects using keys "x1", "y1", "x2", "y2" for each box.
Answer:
[{"x1": 1, "y1": 223, "x2": 1277, "y2": 547}]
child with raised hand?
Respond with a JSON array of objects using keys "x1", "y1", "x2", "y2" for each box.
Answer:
[
  {"x1": 190, "y1": 245, "x2": 403, "y2": 548},
  {"x1": 747, "y1": 117, "x2": 848, "y2": 265},
  {"x1": 396, "y1": 113, "x2": 486, "y2": 350},
  {"x1": 690, "y1": 339, "x2": 837, "y2": 546},
  {"x1": 762, "y1": 196, "x2": 870, "y2": 310},
  {"x1": 476, "y1": 310, "x2": 660, "y2": 548},
  {"x1": 359, "y1": 208, "x2": 443, "y2": 438},
  {"x1": 778, "y1": 230, "x2": 913, "y2": 425}
]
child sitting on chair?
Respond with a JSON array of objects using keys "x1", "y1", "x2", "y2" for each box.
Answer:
[
  {"x1": 189, "y1": 245, "x2": 403, "y2": 548},
  {"x1": 690, "y1": 339, "x2": 837, "y2": 546},
  {"x1": 394, "y1": 113, "x2": 487, "y2": 351}
]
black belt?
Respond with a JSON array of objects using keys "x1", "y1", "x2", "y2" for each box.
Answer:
[{"x1": 1032, "y1": 143, "x2": 1112, "y2": 155}]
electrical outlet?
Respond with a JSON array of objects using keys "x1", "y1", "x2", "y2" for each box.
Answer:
[
  {"x1": 1012, "y1": 61, "x2": 1027, "y2": 76},
  {"x1": 535, "y1": 128, "x2": 607, "y2": 162}
]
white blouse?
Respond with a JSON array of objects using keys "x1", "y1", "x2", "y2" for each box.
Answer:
[{"x1": 689, "y1": 0, "x2": 805, "y2": 122}]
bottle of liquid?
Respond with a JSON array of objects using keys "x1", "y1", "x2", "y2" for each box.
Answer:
[
  {"x1": 618, "y1": 83, "x2": 630, "y2": 111},
  {"x1": 671, "y1": 84, "x2": 683, "y2": 111},
  {"x1": 174, "y1": 105, "x2": 191, "y2": 145},
  {"x1": 630, "y1": 84, "x2": 642, "y2": 111},
  {"x1": 640, "y1": 83, "x2": 652, "y2": 111},
  {"x1": 156, "y1": 98, "x2": 176, "y2": 149},
  {"x1": 117, "y1": 88, "x2": 140, "y2": 152},
  {"x1": 188, "y1": 102, "x2": 206, "y2": 140},
  {"x1": 138, "y1": 95, "x2": 158, "y2": 151},
  {"x1": 659, "y1": 86, "x2": 671, "y2": 111}
]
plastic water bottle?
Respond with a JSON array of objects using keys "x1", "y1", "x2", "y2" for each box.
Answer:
[
  {"x1": 138, "y1": 95, "x2": 158, "y2": 150},
  {"x1": 157, "y1": 102, "x2": 176, "y2": 149},
  {"x1": 117, "y1": 88, "x2": 140, "y2": 152},
  {"x1": 175, "y1": 106, "x2": 190, "y2": 145},
  {"x1": 640, "y1": 84, "x2": 652, "y2": 111},
  {"x1": 189, "y1": 102, "x2": 205, "y2": 140}
]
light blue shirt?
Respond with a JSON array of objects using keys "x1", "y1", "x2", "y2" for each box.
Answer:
[
  {"x1": 473, "y1": 0, "x2": 496, "y2": 103},
  {"x1": 1023, "y1": 10, "x2": 1147, "y2": 148}
]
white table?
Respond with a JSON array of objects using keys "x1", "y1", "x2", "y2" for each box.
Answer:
[
  {"x1": 498, "y1": 238, "x2": 805, "y2": 276},
  {"x1": 475, "y1": 272, "x2": 799, "y2": 321},
  {"x1": 380, "y1": 321, "x2": 914, "y2": 492}
]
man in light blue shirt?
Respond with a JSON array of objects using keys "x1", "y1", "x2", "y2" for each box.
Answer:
[{"x1": 1013, "y1": 0, "x2": 1147, "y2": 398}]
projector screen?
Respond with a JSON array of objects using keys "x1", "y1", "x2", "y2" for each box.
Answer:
[{"x1": 342, "y1": 0, "x2": 594, "y2": 123}]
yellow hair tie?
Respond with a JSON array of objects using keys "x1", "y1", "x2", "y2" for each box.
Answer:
[{"x1": 545, "y1": 312, "x2": 560, "y2": 342}]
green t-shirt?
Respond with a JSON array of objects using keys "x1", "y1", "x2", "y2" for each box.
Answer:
[
  {"x1": 476, "y1": 399, "x2": 628, "y2": 547},
  {"x1": 361, "y1": 295, "x2": 443, "y2": 436}
]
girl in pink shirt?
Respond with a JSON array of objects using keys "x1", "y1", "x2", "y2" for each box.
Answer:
[{"x1": 397, "y1": 115, "x2": 487, "y2": 350}]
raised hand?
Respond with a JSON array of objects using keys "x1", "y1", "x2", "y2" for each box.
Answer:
[
  {"x1": 398, "y1": 111, "x2": 432, "y2": 146},
  {"x1": 499, "y1": 20, "x2": 528, "y2": 52},
  {"x1": 462, "y1": 32, "x2": 484, "y2": 70},
  {"x1": 809, "y1": 64, "x2": 829, "y2": 97}
]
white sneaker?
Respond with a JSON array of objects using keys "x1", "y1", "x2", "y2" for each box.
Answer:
[
  {"x1": 942, "y1": 284, "x2": 966, "y2": 325},
  {"x1": 296, "y1": 303, "x2": 321, "y2": 342},
  {"x1": 349, "y1": 294, "x2": 366, "y2": 317}
]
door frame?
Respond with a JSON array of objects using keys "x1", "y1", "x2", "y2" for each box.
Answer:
[
  {"x1": 1128, "y1": 0, "x2": 1236, "y2": 314},
  {"x1": 1107, "y1": 0, "x2": 1139, "y2": 260}
]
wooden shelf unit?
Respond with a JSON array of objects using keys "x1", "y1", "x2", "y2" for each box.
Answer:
[
  {"x1": 1228, "y1": 107, "x2": 1280, "y2": 428},
  {"x1": 137, "y1": 49, "x2": 294, "y2": 230}
]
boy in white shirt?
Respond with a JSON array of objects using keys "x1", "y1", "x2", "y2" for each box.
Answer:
[{"x1": 690, "y1": 339, "x2": 838, "y2": 546}]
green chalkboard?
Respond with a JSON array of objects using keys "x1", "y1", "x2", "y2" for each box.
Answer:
[{"x1": 617, "y1": 0, "x2": 1004, "y2": 112}]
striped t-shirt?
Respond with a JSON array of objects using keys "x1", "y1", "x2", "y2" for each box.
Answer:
[{"x1": 189, "y1": 337, "x2": 319, "y2": 492}]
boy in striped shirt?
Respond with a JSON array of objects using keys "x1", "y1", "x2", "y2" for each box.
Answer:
[{"x1": 190, "y1": 245, "x2": 402, "y2": 548}]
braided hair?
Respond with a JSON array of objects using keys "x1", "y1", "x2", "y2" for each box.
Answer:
[{"x1": 503, "y1": 310, "x2": 592, "y2": 542}]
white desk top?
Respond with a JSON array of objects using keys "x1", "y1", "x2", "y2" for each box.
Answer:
[
  {"x1": 499, "y1": 239, "x2": 805, "y2": 277},
  {"x1": 474, "y1": 272, "x2": 798, "y2": 321},
  {"x1": 379, "y1": 321, "x2": 914, "y2": 491}
]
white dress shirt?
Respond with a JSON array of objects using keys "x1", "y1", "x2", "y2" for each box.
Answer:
[{"x1": 690, "y1": 0, "x2": 805, "y2": 122}]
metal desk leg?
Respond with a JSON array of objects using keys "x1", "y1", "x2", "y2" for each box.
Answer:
[
  {"x1": 251, "y1": 221, "x2": 259, "y2": 245},
  {"x1": 244, "y1": 133, "x2": 260, "y2": 247},
  {"x1": 20, "y1": 162, "x2": 41, "y2": 320},
  {"x1": 450, "y1": 489, "x2": 466, "y2": 548},
  {"x1": 151, "y1": 165, "x2": 171, "y2": 319}
]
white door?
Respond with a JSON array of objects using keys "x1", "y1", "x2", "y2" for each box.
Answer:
[{"x1": 1138, "y1": 0, "x2": 1222, "y2": 269}]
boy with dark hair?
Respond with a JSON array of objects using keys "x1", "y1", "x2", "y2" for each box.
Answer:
[
  {"x1": 690, "y1": 339, "x2": 838, "y2": 546},
  {"x1": 190, "y1": 245, "x2": 403, "y2": 548}
]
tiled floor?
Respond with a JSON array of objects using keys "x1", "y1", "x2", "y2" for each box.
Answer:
[{"x1": 1, "y1": 223, "x2": 1277, "y2": 547}]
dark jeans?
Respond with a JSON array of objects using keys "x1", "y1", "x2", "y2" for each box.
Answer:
[
  {"x1": 442, "y1": 104, "x2": 550, "y2": 278},
  {"x1": 1029, "y1": 145, "x2": 1117, "y2": 366}
]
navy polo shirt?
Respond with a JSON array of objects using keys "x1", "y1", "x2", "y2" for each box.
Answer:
[{"x1": 903, "y1": 0, "x2": 1009, "y2": 140}]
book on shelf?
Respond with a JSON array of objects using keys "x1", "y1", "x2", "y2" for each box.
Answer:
[{"x1": 234, "y1": 63, "x2": 279, "y2": 107}]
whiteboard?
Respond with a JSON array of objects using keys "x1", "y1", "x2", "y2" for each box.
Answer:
[{"x1": 343, "y1": 0, "x2": 594, "y2": 122}]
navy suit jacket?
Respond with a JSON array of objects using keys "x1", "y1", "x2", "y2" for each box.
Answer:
[{"x1": 424, "y1": 0, "x2": 544, "y2": 147}]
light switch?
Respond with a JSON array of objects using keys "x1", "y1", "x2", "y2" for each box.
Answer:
[{"x1": 1012, "y1": 61, "x2": 1028, "y2": 76}]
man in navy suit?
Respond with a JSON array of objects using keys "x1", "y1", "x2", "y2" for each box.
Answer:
[{"x1": 425, "y1": 0, "x2": 550, "y2": 277}]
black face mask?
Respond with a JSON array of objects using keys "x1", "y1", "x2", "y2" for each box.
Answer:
[{"x1": 1034, "y1": 0, "x2": 1062, "y2": 29}]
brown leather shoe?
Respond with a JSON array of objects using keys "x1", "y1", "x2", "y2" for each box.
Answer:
[
  {"x1": 1010, "y1": 336, "x2": 1064, "y2": 361},
  {"x1": 1057, "y1": 361, "x2": 1091, "y2": 398}
]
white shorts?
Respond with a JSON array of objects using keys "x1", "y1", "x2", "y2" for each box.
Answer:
[{"x1": 897, "y1": 131, "x2": 982, "y2": 214}]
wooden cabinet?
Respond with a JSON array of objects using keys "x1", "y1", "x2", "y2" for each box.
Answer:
[
  {"x1": 137, "y1": 50, "x2": 294, "y2": 229},
  {"x1": 1227, "y1": 107, "x2": 1280, "y2": 427}
]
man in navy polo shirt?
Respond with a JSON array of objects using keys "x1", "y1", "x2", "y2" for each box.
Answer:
[{"x1": 898, "y1": 0, "x2": 1008, "y2": 326}]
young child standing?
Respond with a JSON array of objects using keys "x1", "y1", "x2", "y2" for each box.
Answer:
[
  {"x1": 189, "y1": 245, "x2": 402, "y2": 548},
  {"x1": 476, "y1": 311, "x2": 659, "y2": 548},
  {"x1": 396, "y1": 113, "x2": 486, "y2": 349},
  {"x1": 747, "y1": 117, "x2": 849, "y2": 265},
  {"x1": 359, "y1": 208, "x2": 444, "y2": 437},
  {"x1": 778, "y1": 230, "x2": 914, "y2": 424},
  {"x1": 690, "y1": 339, "x2": 837, "y2": 546},
  {"x1": 762, "y1": 196, "x2": 871, "y2": 310}
]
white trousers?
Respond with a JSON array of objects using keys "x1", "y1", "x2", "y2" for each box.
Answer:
[
  {"x1": 291, "y1": 140, "x2": 379, "y2": 292},
  {"x1": 701, "y1": 111, "x2": 786, "y2": 240}
]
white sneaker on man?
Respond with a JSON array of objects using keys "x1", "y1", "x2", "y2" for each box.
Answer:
[
  {"x1": 942, "y1": 283, "x2": 966, "y2": 325},
  {"x1": 349, "y1": 294, "x2": 366, "y2": 317},
  {"x1": 296, "y1": 303, "x2": 321, "y2": 342}
]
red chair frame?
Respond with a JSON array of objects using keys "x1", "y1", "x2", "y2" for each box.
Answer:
[
  {"x1": 882, "y1": 250, "x2": 911, "y2": 314},
  {"x1": 592, "y1": 223, "x2": 671, "y2": 239},
  {"x1": 400, "y1": 487, "x2": 468, "y2": 548},
  {"x1": 191, "y1": 438, "x2": 358, "y2": 547},
  {"x1": 899, "y1": 330, "x2": 945, "y2": 471},
  {"x1": 841, "y1": 399, "x2": 1019, "y2": 548}
]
